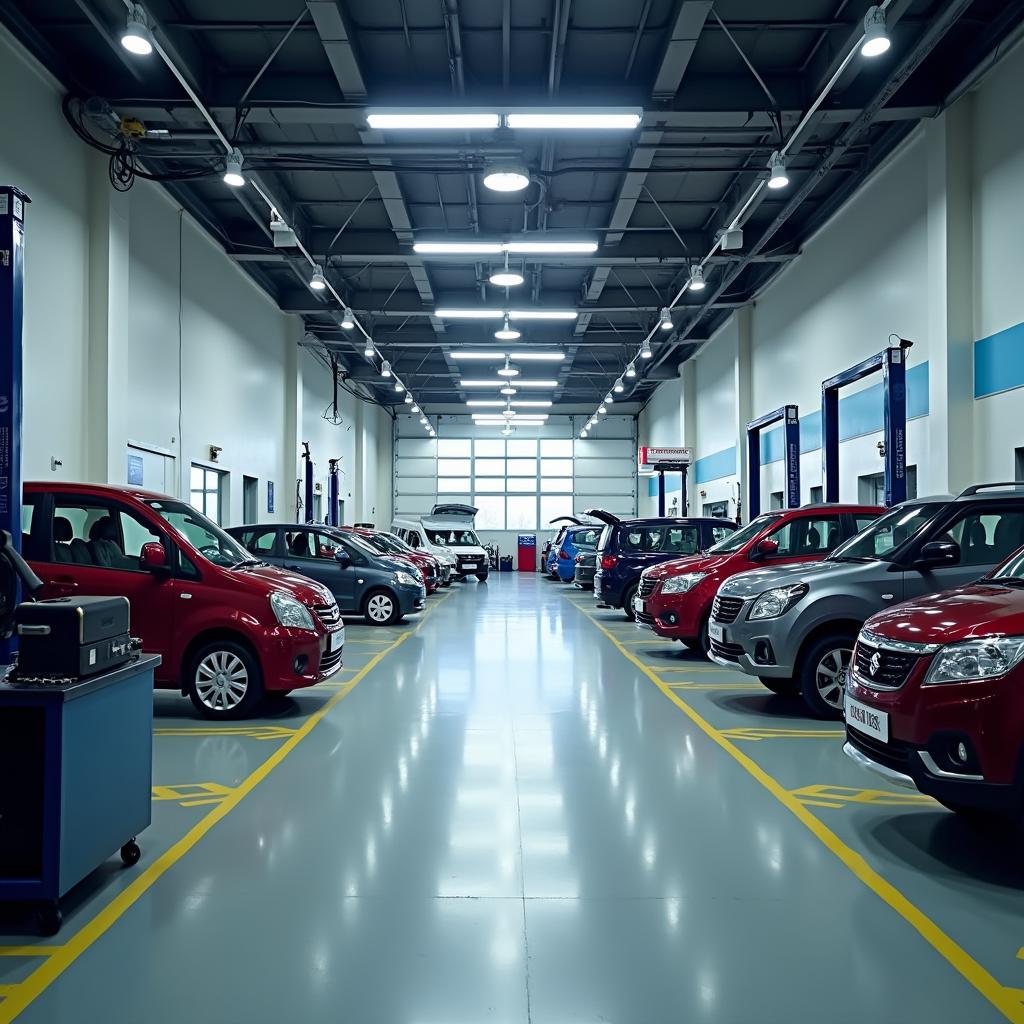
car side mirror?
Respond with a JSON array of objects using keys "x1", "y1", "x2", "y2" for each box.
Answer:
[
  {"x1": 140, "y1": 542, "x2": 169, "y2": 573},
  {"x1": 915, "y1": 540, "x2": 960, "y2": 569},
  {"x1": 751, "y1": 538, "x2": 779, "y2": 560},
  {"x1": 334, "y1": 549, "x2": 352, "y2": 568}
]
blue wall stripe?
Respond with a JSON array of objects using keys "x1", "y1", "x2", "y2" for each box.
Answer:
[
  {"x1": 694, "y1": 446, "x2": 737, "y2": 483},
  {"x1": 975, "y1": 322, "x2": 1024, "y2": 398},
  {"x1": 646, "y1": 475, "x2": 684, "y2": 497},
  {"x1": 758, "y1": 361, "x2": 930, "y2": 465}
]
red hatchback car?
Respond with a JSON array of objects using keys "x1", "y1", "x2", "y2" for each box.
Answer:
[
  {"x1": 22, "y1": 483, "x2": 345, "y2": 718},
  {"x1": 845, "y1": 541, "x2": 1024, "y2": 823},
  {"x1": 635, "y1": 504, "x2": 883, "y2": 653},
  {"x1": 340, "y1": 526, "x2": 442, "y2": 594}
]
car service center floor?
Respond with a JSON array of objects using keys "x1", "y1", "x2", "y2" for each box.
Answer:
[{"x1": 2, "y1": 575, "x2": 1024, "y2": 1023}]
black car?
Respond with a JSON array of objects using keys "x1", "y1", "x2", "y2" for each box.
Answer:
[
  {"x1": 586, "y1": 509, "x2": 737, "y2": 619},
  {"x1": 574, "y1": 548, "x2": 598, "y2": 591}
]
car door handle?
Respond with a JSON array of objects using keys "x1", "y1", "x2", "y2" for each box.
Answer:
[{"x1": 52, "y1": 576, "x2": 79, "y2": 594}]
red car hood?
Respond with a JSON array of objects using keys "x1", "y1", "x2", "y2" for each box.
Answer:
[
  {"x1": 644, "y1": 552, "x2": 734, "y2": 581},
  {"x1": 402, "y1": 551, "x2": 439, "y2": 572},
  {"x1": 865, "y1": 583, "x2": 1024, "y2": 644},
  {"x1": 231, "y1": 565, "x2": 335, "y2": 608}
]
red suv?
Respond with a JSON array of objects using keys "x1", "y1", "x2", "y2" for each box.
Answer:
[
  {"x1": 21, "y1": 483, "x2": 345, "y2": 718},
  {"x1": 340, "y1": 526, "x2": 442, "y2": 594},
  {"x1": 635, "y1": 504, "x2": 882, "y2": 653},
  {"x1": 844, "y1": 540, "x2": 1024, "y2": 824}
]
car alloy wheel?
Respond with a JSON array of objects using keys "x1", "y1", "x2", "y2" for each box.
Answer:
[
  {"x1": 195, "y1": 651, "x2": 249, "y2": 711},
  {"x1": 367, "y1": 592, "x2": 396, "y2": 624},
  {"x1": 813, "y1": 646, "x2": 851, "y2": 710}
]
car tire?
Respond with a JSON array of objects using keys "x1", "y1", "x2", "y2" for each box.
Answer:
[
  {"x1": 186, "y1": 640, "x2": 263, "y2": 719},
  {"x1": 475, "y1": 572, "x2": 488, "y2": 582},
  {"x1": 798, "y1": 632, "x2": 855, "y2": 719},
  {"x1": 364, "y1": 588, "x2": 401, "y2": 626},
  {"x1": 621, "y1": 583, "x2": 639, "y2": 621},
  {"x1": 758, "y1": 676, "x2": 800, "y2": 697}
]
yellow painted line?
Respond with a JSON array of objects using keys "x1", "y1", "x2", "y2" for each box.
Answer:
[
  {"x1": 791, "y1": 784, "x2": 934, "y2": 808},
  {"x1": 153, "y1": 725, "x2": 297, "y2": 741},
  {"x1": 719, "y1": 727, "x2": 845, "y2": 741},
  {"x1": 1018, "y1": 948, "x2": 1024, "y2": 960},
  {"x1": 647, "y1": 665, "x2": 727, "y2": 673},
  {"x1": 664, "y1": 682, "x2": 764, "y2": 691},
  {"x1": 0, "y1": 988, "x2": 16, "y2": 999},
  {"x1": 0, "y1": 948, "x2": 59, "y2": 958},
  {"x1": 0, "y1": 630, "x2": 413, "y2": 1023},
  {"x1": 576, "y1": 604, "x2": 1024, "y2": 1023}
]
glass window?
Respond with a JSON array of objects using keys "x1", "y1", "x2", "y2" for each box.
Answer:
[
  {"x1": 438, "y1": 459, "x2": 471, "y2": 477},
  {"x1": 119, "y1": 511, "x2": 164, "y2": 559},
  {"x1": 829, "y1": 503, "x2": 943, "y2": 562},
  {"x1": 242, "y1": 528, "x2": 278, "y2": 554},
  {"x1": 438, "y1": 477, "x2": 471, "y2": 492},
  {"x1": 475, "y1": 439, "x2": 505, "y2": 457},
  {"x1": 146, "y1": 498, "x2": 249, "y2": 568},
  {"x1": 507, "y1": 458, "x2": 537, "y2": 476},
  {"x1": 540, "y1": 495, "x2": 574, "y2": 525},
  {"x1": 541, "y1": 459, "x2": 574, "y2": 477},
  {"x1": 506, "y1": 496, "x2": 537, "y2": 529},
  {"x1": 475, "y1": 496, "x2": 505, "y2": 530},
  {"x1": 507, "y1": 478, "x2": 537, "y2": 493},
  {"x1": 474, "y1": 459, "x2": 506, "y2": 476},
  {"x1": 50, "y1": 500, "x2": 161, "y2": 571},
  {"x1": 711, "y1": 524, "x2": 733, "y2": 545},
  {"x1": 946, "y1": 510, "x2": 1024, "y2": 566},
  {"x1": 661, "y1": 526, "x2": 701, "y2": 554},
  {"x1": 541, "y1": 439, "x2": 573, "y2": 457},
  {"x1": 540, "y1": 477, "x2": 573, "y2": 493},
  {"x1": 438, "y1": 439, "x2": 471, "y2": 457},
  {"x1": 766, "y1": 521, "x2": 795, "y2": 556},
  {"x1": 507, "y1": 439, "x2": 537, "y2": 457},
  {"x1": 190, "y1": 465, "x2": 225, "y2": 525},
  {"x1": 797, "y1": 517, "x2": 842, "y2": 555},
  {"x1": 709, "y1": 513, "x2": 782, "y2": 554},
  {"x1": 574, "y1": 527, "x2": 601, "y2": 549},
  {"x1": 854, "y1": 515, "x2": 880, "y2": 534},
  {"x1": 475, "y1": 478, "x2": 506, "y2": 493}
]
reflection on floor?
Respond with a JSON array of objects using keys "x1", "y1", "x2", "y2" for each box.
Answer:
[{"x1": 1, "y1": 574, "x2": 1023, "y2": 1023}]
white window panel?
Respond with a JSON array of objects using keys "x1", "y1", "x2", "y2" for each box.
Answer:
[
  {"x1": 540, "y1": 495, "x2": 575, "y2": 524},
  {"x1": 507, "y1": 458, "x2": 537, "y2": 476},
  {"x1": 541, "y1": 477, "x2": 573, "y2": 493},
  {"x1": 507, "y1": 439, "x2": 538, "y2": 457},
  {"x1": 438, "y1": 477, "x2": 471, "y2": 491},
  {"x1": 541, "y1": 458, "x2": 573, "y2": 477},
  {"x1": 475, "y1": 439, "x2": 506, "y2": 457},
  {"x1": 474, "y1": 458, "x2": 506, "y2": 476},
  {"x1": 438, "y1": 439, "x2": 472, "y2": 457},
  {"x1": 541, "y1": 439, "x2": 573, "y2": 457},
  {"x1": 438, "y1": 458, "x2": 471, "y2": 476},
  {"x1": 506, "y1": 478, "x2": 536, "y2": 493},
  {"x1": 506, "y1": 496, "x2": 537, "y2": 529},
  {"x1": 438, "y1": 493, "x2": 473, "y2": 507},
  {"x1": 474, "y1": 478, "x2": 506, "y2": 493},
  {"x1": 475, "y1": 495, "x2": 505, "y2": 529}
]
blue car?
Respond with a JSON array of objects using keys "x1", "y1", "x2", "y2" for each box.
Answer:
[
  {"x1": 585, "y1": 509, "x2": 737, "y2": 619},
  {"x1": 544, "y1": 518, "x2": 602, "y2": 582}
]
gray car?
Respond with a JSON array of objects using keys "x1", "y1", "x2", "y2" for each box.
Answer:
[
  {"x1": 229, "y1": 524, "x2": 426, "y2": 626},
  {"x1": 708, "y1": 484, "x2": 1024, "y2": 717}
]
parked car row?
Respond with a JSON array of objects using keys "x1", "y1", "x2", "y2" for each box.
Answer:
[{"x1": 623, "y1": 482, "x2": 1024, "y2": 826}]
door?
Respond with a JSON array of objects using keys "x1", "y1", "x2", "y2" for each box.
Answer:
[
  {"x1": 621, "y1": 524, "x2": 703, "y2": 577},
  {"x1": 126, "y1": 445, "x2": 173, "y2": 494},
  {"x1": 238, "y1": 527, "x2": 281, "y2": 563},
  {"x1": 759, "y1": 514, "x2": 845, "y2": 567},
  {"x1": 242, "y1": 476, "x2": 258, "y2": 524},
  {"x1": 35, "y1": 494, "x2": 178, "y2": 678},
  {"x1": 282, "y1": 528, "x2": 356, "y2": 609}
]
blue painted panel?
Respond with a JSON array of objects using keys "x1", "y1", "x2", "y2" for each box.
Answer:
[
  {"x1": 975, "y1": 322, "x2": 1024, "y2": 398},
  {"x1": 647, "y1": 475, "x2": 683, "y2": 497},
  {"x1": 694, "y1": 446, "x2": 737, "y2": 483}
]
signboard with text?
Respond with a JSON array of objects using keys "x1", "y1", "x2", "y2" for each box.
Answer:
[{"x1": 638, "y1": 446, "x2": 693, "y2": 472}]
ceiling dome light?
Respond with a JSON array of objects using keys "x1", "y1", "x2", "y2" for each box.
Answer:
[
  {"x1": 500, "y1": 385, "x2": 517, "y2": 396},
  {"x1": 598, "y1": 404, "x2": 607, "y2": 415},
  {"x1": 767, "y1": 151, "x2": 789, "y2": 190},
  {"x1": 689, "y1": 265, "x2": 706, "y2": 291},
  {"x1": 640, "y1": 338, "x2": 653, "y2": 359},
  {"x1": 341, "y1": 309, "x2": 355, "y2": 330},
  {"x1": 659, "y1": 307, "x2": 673, "y2": 331},
  {"x1": 483, "y1": 162, "x2": 531, "y2": 193},
  {"x1": 581, "y1": 430, "x2": 588, "y2": 438},
  {"x1": 501, "y1": 426, "x2": 513, "y2": 436},
  {"x1": 494, "y1": 317, "x2": 521, "y2": 341},
  {"x1": 861, "y1": 6, "x2": 890, "y2": 57},
  {"x1": 625, "y1": 363, "x2": 636, "y2": 379},
  {"x1": 502, "y1": 407, "x2": 516, "y2": 418},
  {"x1": 489, "y1": 254, "x2": 524, "y2": 288},
  {"x1": 395, "y1": 380, "x2": 405, "y2": 392},
  {"x1": 381, "y1": 360, "x2": 392, "y2": 378},
  {"x1": 613, "y1": 377, "x2": 624, "y2": 393},
  {"x1": 497, "y1": 358, "x2": 520, "y2": 378},
  {"x1": 404, "y1": 392, "x2": 413, "y2": 404},
  {"x1": 411, "y1": 403, "x2": 420, "y2": 413},
  {"x1": 309, "y1": 265, "x2": 327, "y2": 291},
  {"x1": 121, "y1": 4, "x2": 153, "y2": 55},
  {"x1": 605, "y1": 392, "x2": 613, "y2": 403},
  {"x1": 223, "y1": 148, "x2": 245, "y2": 188},
  {"x1": 363, "y1": 340, "x2": 374, "y2": 358}
]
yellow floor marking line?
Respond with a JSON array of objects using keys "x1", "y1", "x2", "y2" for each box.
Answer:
[
  {"x1": 150, "y1": 782, "x2": 237, "y2": 808},
  {"x1": 576, "y1": 601, "x2": 1024, "y2": 1024},
  {"x1": 0, "y1": 630, "x2": 413, "y2": 1024},
  {"x1": 647, "y1": 664, "x2": 727, "y2": 672},
  {"x1": 791, "y1": 784, "x2": 935, "y2": 809},
  {"x1": 719, "y1": 727, "x2": 846, "y2": 741},
  {"x1": 0, "y1": 949, "x2": 59, "y2": 959},
  {"x1": 1017, "y1": 948, "x2": 1024, "y2": 960},
  {"x1": 664, "y1": 682, "x2": 764, "y2": 691},
  {"x1": 153, "y1": 725, "x2": 297, "y2": 741}
]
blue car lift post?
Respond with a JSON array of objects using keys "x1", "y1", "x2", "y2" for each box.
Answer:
[
  {"x1": 746, "y1": 405, "x2": 800, "y2": 518},
  {"x1": 821, "y1": 341, "x2": 911, "y2": 506},
  {"x1": 327, "y1": 458, "x2": 340, "y2": 526},
  {"x1": 301, "y1": 442, "x2": 314, "y2": 523}
]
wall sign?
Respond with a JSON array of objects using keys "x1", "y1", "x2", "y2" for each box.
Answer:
[
  {"x1": 267, "y1": 480, "x2": 275, "y2": 513},
  {"x1": 127, "y1": 454, "x2": 144, "y2": 486}
]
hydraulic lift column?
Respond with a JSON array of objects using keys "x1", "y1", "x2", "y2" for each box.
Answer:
[
  {"x1": 0, "y1": 187, "x2": 29, "y2": 666},
  {"x1": 746, "y1": 405, "x2": 800, "y2": 519},
  {"x1": 327, "y1": 459, "x2": 340, "y2": 527}
]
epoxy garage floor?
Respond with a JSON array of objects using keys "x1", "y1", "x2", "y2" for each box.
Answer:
[{"x1": 2, "y1": 575, "x2": 1024, "y2": 1023}]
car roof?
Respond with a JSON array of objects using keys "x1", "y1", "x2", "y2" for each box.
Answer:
[
  {"x1": 612, "y1": 516, "x2": 735, "y2": 526},
  {"x1": 26, "y1": 481, "x2": 173, "y2": 501}
]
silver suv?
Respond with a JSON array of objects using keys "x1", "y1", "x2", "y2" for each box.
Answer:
[{"x1": 708, "y1": 484, "x2": 1024, "y2": 718}]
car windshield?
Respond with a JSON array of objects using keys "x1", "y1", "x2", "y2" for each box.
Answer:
[
  {"x1": 708, "y1": 513, "x2": 783, "y2": 554},
  {"x1": 372, "y1": 532, "x2": 411, "y2": 555},
  {"x1": 828, "y1": 502, "x2": 944, "y2": 562},
  {"x1": 343, "y1": 533, "x2": 383, "y2": 560},
  {"x1": 146, "y1": 499, "x2": 251, "y2": 568},
  {"x1": 992, "y1": 547, "x2": 1024, "y2": 582},
  {"x1": 426, "y1": 528, "x2": 480, "y2": 547}
]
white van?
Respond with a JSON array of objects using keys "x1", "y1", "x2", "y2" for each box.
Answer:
[{"x1": 392, "y1": 504, "x2": 490, "y2": 582}]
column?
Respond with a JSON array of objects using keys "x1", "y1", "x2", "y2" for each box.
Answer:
[{"x1": 733, "y1": 305, "x2": 753, "y2": 522}]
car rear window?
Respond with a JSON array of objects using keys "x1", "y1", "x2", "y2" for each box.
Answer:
[
  {"x1": 596, "y1": 525, "x2": 613, "y2": 552},
  {"x1": 574, "y1": 528, "x2": 601, "y2": 549},
  {"x1": 620, "y1": 525, "x2": 701, "y2": 555}
]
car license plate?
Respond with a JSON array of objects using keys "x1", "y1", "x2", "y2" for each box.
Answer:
[
  {"x1": 634, "y1": 598, "x2": 646, "y2": 615},
  {"x1": 709, "y1": 621, "x2": 724, "y2": 643},
  {"x1": 844, "y1": 695, "x2": 888, "y2": 743},
  {"x1": 463, "y1": 563, "x2": 478, "y2": 570},
  {"x1": 328, "y1": 629, "x2": 344, "y2": 653}
]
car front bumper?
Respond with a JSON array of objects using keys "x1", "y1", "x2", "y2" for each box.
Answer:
[
  {"x1": 706, "y1": 603, "x2": 800, "y2": 678},
  {"x1": 397, "y1": 584, "x2": 428, "y2": 614},
  {"x1": 261, "y1": 623, "x2": 345, "y2": 690},
  {"x1": 634, "y1": 589, "x2": 708, "y2": 641}
]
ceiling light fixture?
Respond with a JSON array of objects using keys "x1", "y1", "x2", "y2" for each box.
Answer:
[
  {"x1": 381, "y1": 360, "x2": 392, "y2": 378},
  {"x1": 341, "y1": 309, "x2": 355, "y2": 330},
  {"x1": 598, "y1": 404, "x2": 607, "y2": 415},
  {"x1": 363, "y1": 340, "x2": 374, "y2": 358},
  {"x1": 767, "y1": 151, "x2": 789, "y2": 190},
  {"x1": 514, "y1": 380, "x2": 559, "y2": 388},
  {"x1": 502, "y1": 240, "x2": 598, "y2": 254},
  {"x1": 509, "y1": 310, "x2": 578, "y2": 321},
  {"x1": 412, "y1": 404, "x2": 420, "y2": 413},
  {"x1": 483, "y1": 162, "x2": 531, "y2": 193},
  {"x1": 581, "y1": 430, "x2": 588, "y2": 438},
  {"x1": 641, "y1": 339, "x2": 653, "y2": 359},
  {"x1": 497, "y1": 358, "x2": 520, "y2": 378},
  {"x1": 404, "y1": 393, "x2": 413, "y2": 404},
  {"x1": 460, "y1": 379, "x2": 507, "y2": 387},
  {"x1": 309, "y1": 265, "x2": 327, "y2": 291},
  {"x1": 435, "y1": 309, "x2": 505, "y2": 319},
  {"x1": 689, "y1": 265, "x2": 706, "y2": 291},
  {"x1": 451, "y1": 351, "x2": 504, "y2": 360},
  {"x1": 420, "y1": 416, "x2": 428, "y2": 424},
  {"x1": 613, "y1": 378, "x2": 624, "y2": 393},
  {"x1": 395, "y1": 380, "x2": 405, "y2": 393},
  {"x1": 659, "y1": 307, "x2": 673, "y2": 331},
  {"x1": 506, "y1": 109, "x2": 642, "y2": 130},
  {"x1": 509, "y1": 351, "x2": 565, "y2": 361},
  {"x1": 414, "y1": 242, "x2": 503, "y2": 255},
  {"x1": 605, "y1": 392, "x2": 614, "y2": 403},
  {"x1": 511, "y1": 400, "x2": 552, "y2": 408},
  {"x1": 467, "y1": 400, "x2": 506, "y2": 407},
  {"x1": 489, "y1": 253, "x2": 525, "y2": 288},
  {"x1": 495, "y1": 317, "x2": 521, "y2": 341},
  {"x1": 625, "y1": 363, "x2": 636, "y2": 378},
  {"x1": 502, "y1": 426, "x2": 514, "y2": 436},
  {"x1": 121, "y1": 3, "x2": 153, "y2": 55},
  {"x1": 366, "y1": 111, "x2": 500, "y2": 130},
  {"x1": 861, "y1": 6, "x2": 891, "y2": 57},
  {"x1": 222, "y1": 148, "x2": 245, "y2": 188},
  {"x1": 500, "y1": 385, "x2": 517, "y2": 396}
]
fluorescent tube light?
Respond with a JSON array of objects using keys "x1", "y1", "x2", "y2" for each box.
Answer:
[
  {"x1": 466, "y1": 400, "x2": 505, "y2": 407},
  {"x1": 367, "y1": 111, "x2": 500, "y2": 130},
  {"x1": 414, "y1": 242, "x2": 503, "y2": 255},
  {"x1": 435, "y1": 309, "x2": 505, "y2": 319},
  {"x1": 508, "y1": 310, "x2": 578, "y2": 321},
  {"x1": 507, "y1": 110, "x2": 642, "y2": 130},
  {"x1": 515, "y1": 380, "x2": 558, "y2": 388},
  {"x1": 503, "y1": 241, "x2": 598, "y2": 254},
  {"x1": 511, "y1": 401, "x2": 552, "y2": 408},
  {"x1": 509, "y1": 351, "x2": 565, "y2": 361},
  {"x1": 451, "y1": 352, "x2": 504, "y2": 360}
]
